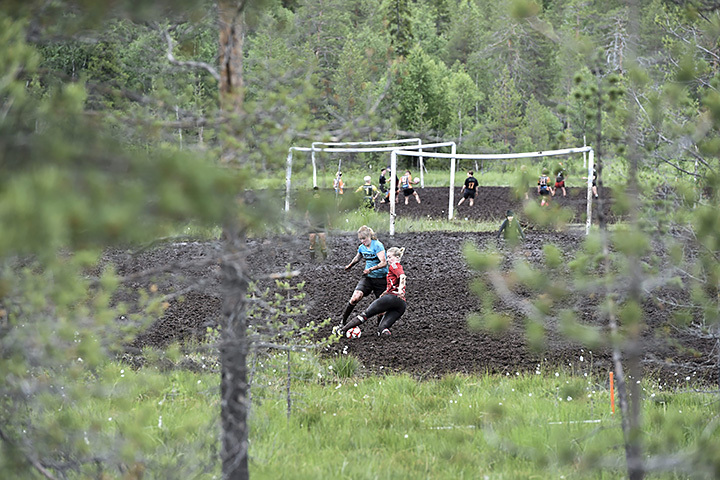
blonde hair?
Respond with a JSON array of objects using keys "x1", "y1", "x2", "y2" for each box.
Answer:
[
  {"x1": 357, "y1": 225, "x2": 377, "y2": 240},
  {"x1": 387, "y1": 246, "x2": 405, "y2": 260}
]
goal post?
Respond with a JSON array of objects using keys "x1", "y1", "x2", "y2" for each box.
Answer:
[
  {"x1": 284, "y1": 138, "x2": 424, "y2": 212},
  {"x1": 309, "y1": 139, "x2": 421, "y2": 189},
  {"x1": 388, "y1": 141, "x2": 458, "y2": 233},
  {"x1": 388, "y1": 146, "x2": 595, "y2": 236}
]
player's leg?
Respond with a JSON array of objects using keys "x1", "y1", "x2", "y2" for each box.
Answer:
[
  {"x1": 377, "y1": 297, "x2": 406, "y2": 334},
  {"x1": 309, "y1": 233, "x2": 317, "y2": 260},
  {"x1": 319, "y1": 232, "x2": 327, "y2": 258},
  {"x1": 338, "y1": 277, "x2": 371, "y2": 328}
]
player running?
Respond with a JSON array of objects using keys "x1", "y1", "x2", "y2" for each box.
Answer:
[
  {"x1": 552, "y1": 163, "x2": 567, "y2": 197},
  {"x1": 400, "y1": 170, "x2": 421, "y2": 205},
  {"x1": 334, "y1": 246, "x2": 407, "y2": 337},
  {"x1": 335, "y1": 225, "x2": 388, "y2": 329},
  {"x1": 457, "y1": 170, "x2": 478, "y2": 206},
  {"x1": 537, "y1": 169, "x2": 551, "y2": 206}
]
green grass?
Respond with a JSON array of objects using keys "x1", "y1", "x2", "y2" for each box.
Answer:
[{"x1": 30, "y1": 350, "x2": 720, "y2": 479}]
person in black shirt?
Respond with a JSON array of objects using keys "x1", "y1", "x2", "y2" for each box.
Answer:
[
  {"x1": 457, "y1": 170, "x2": 479, "y2": 206},
  {"x1": 378, "y1": 167, "x2": 389, "y2": 203},
  {"x1": 552, "y1": 162, "x2": 567, "y2": 197}
]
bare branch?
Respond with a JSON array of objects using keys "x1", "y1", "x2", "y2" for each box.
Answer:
[{"x1": 163, "y1": 29, "x2": 220, "y2": 82}]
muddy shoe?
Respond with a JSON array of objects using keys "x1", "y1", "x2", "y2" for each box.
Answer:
[{"x1": 381, "y1": 328, "x2": 391, "y2": 336}]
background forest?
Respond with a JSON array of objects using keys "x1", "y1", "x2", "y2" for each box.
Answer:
[
  {"x1": 29, "y1": 0, "x2": 719, "y2": 171},
  {"x1": 2, "y1": 0, "x2": 720, "y2": 479}
]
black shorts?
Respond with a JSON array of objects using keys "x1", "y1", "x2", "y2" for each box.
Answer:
[
  {"x1": 463, "y1": 188, "x2": 476, "y2": 199},
  {"x1": 539, "y1": 187, "x2": 550, "y2": 196},
  {"x1": 355, "y1": 276, "x2": 387, "y2": 298},
  {"x1": 402, "y1": 188, "x2": 415, "y2": 197}
]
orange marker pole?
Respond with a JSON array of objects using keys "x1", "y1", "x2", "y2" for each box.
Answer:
[{"x1": 609, "y1": 372, "x2": 615, "y2": 415}]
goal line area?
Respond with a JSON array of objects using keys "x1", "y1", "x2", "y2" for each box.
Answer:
[
  {"x1": 285, "y1": 139, "x2": 595, "y2": 236},
  {"x1": 388, "y1": 146, "x2": 595, "y2": 236},
  {"x1": 285, "y1": 138, "x2": 424, "y2": 211}
]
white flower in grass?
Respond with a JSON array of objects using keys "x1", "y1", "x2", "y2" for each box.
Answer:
[
  {"x1": 555, "y1": 372, "x2": 559, "y2": 377},
  {"x1": 580, "y1": 356, "x2": 584, "y2": 362},
  {"x1": 528, "y1": 393, "x2": 533, "y2": 397},
  {"x1": 335, "y1": 383, "x2": 342, "y2": 390},
  {"x1": 685, "y1": 376, "x2": 690, "y2": 381},
  {"x1": 566, "y1": 396, "x2": 572, "y2": 401},
  {"x1": 404, "y1": 434, "x2": 409, "y2": 438}
]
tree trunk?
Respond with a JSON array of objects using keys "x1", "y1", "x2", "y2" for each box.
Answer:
[
  {"x1": 220, "y1": 225, "x2": 250, "y2": 480},
  {"x1": 218, "y1": 0, "x2": 245, "y2": 113},
  {"x1": 218, "y1": 3, "x2": 248, "y2": 477}
]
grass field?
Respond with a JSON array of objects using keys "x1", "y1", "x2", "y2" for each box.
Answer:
[{"x1": 56, "y1": 351, "x2": 718, "y2": 479}]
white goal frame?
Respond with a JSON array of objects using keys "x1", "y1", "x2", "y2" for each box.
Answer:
[
  {"x1": 285, "y1": 138, "x2": 423, "y2": 211},
  {"x1": 388, "y1": 146, "x2": 595, "y2": 236}
]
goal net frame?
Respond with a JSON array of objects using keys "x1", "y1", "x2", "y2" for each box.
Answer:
[
  {"x1": 388, "y1": 145, "x2": 595, "y2": 236},
  {"x1": 285, "y1": 138, "x2": 423, "y2": 211}
]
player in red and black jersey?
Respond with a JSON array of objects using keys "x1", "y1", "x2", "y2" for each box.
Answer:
[
  {"x1": 457, "y1": 170, "x2": 478, "y2": 206},
  {"x1": 334, "y1": 246, "x2": 407, "y2": 337}
]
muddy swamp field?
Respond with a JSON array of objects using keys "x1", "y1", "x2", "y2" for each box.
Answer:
[{"x1": 107, "y1": 186, "x2": 717, "y2": 387}]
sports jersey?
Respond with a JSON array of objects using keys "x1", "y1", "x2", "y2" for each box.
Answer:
[
  {"x1": 358, "y1": 239, "x2": 388, "y2": 278},
  {"x1": 385, "y1": 261, "x2": 405, "y2": 298},
  {"x1": 400, "y1": 174, "x2": 412, "y2": 190},
  {"x1": 356, "y1": 184, "x2": 378, "y2": 200},
  {"x1": 463, "y1": 176, "x2": 478, "y2": 192}
]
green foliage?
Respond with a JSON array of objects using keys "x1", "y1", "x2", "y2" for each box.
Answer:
[{"x1": 13, "y1": 358, "x2": 718, "y2": 479}]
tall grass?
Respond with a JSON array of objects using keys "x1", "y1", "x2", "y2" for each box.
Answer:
[{"x1": 45, "y1": 350, "x2": 720, "y2": 479}]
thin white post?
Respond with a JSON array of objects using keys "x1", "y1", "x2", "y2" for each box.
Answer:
[
  {"x1": 285, "y1": 149, "x2": 294, "y2": 212},
  {"x1": 586, "y1": 149, "x2": 594, "y2": 235},
  {"x1": 418, "y1": 138, "x2": 424, "y2": 188},
  {"x1": 311, "y1": 147, "x2": 317, "y2": 188},
  {"x1": 448, "y1": 143, "x2": 457, "y2": 220},
  {"x1": 390, "y1": 151, "x2": 397, "y2": 236}
]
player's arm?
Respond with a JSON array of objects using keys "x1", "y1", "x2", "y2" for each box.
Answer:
[
  {"x1": 497, "y1": 220, "x2": 506, "y2": 238},
  {"x1": 345, "y1": 252, "x2": 362, "y2": 270},
  {"x1": 397, "y1": 273, "x2": 407, "y2": 298}
]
